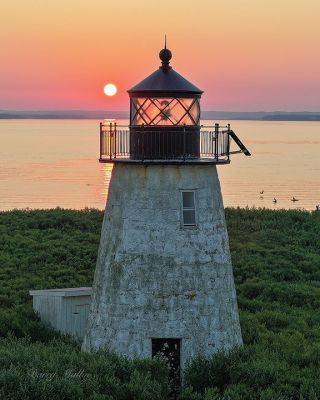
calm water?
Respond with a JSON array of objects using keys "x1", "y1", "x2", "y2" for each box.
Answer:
[{"x1": 0, "y1": 119, "x2": 320, "y2": 211}]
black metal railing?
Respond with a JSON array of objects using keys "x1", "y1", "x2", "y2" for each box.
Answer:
[{"x1": 99, "y1": 122, "x2": 250, "y2": 163}]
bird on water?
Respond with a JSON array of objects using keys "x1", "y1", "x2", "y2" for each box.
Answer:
[
  {"x1": 291, "y1": 197, "x2": 299, "y2": 202},
  {"x1": 273, "y1": 198, "x2": 277, "y2": 204}
]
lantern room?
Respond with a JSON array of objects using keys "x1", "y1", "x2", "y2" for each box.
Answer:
[
  {"x1": 99, "y1": 45, "x2": 251, "y2": 163},
  {"x1": 127, "y1": 45, "x2": 203, "y2": 159},
  {"x1": 128, "y1": 46, "x2": 202, "y2": 127}
]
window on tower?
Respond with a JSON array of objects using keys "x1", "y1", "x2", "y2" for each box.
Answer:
[{"x1": 181, "y1": 190, "x2": 197, "y2": 227}]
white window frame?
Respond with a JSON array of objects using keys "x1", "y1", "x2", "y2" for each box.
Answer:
[{"x1": 180, "y1": 190, "x2": 197, "y2": 228}]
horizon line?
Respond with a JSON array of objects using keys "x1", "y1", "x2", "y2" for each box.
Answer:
[{"x1": 1, "y1": 109, "x2": 320, "y2": 114}]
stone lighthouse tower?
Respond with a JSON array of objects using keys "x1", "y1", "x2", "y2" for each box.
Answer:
[{"x1": 83, "y1": 45, "x2": 250, "y2": 385}]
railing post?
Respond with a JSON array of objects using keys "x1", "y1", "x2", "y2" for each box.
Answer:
[
  {"x1": 114, "y1": 122, "x2": 117, "y2": 158},
  {"x1": 227, "y1": 124, "x2": 231, "y2": 160},
  {"x1": 183, "y1": 124, "x2": 186, "y2": 161},
  {"x1": 142, "y1": 125, "x2": 144, "y2": 161},
  {"x1": 99, "y1": 122, "x2": 103, "y2": 160},
  {"x1": 214, "y1": 123, "x2": 219, "y2": 160},
  {"x1": 109, "y1": 122, "x2": 112, "y2": 161}
]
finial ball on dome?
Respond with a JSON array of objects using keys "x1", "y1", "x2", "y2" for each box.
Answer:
[
  {"x1": 159, "y1": 47, "x2": 172, "y2": 69},
  {"x1": 159, "y1": 47, "x2": 172, "y2": 62}
]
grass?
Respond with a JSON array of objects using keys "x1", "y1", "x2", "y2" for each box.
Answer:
[{"x1": 0, "y1": 207, "x2": 320, "y2": 399}]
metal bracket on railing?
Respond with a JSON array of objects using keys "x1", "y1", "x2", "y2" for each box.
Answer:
[{"x1": 228, "y1": 130, "x2": 251, "y2": 156}]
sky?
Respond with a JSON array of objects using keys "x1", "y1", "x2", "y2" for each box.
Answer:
[{"x1": 1, "y1": 0, "x2": 320, "y2": 111}]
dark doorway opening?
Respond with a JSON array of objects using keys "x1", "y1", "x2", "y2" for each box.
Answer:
[{"x1": 152, "y1": 338, "x2": 181, "y2": 399}]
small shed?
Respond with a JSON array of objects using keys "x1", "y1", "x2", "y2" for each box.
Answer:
[{"x1": 29, "y1": 287, "x2": 92, "y2": 340}]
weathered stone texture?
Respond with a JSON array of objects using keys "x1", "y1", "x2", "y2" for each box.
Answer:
[{"x1": 82, "y1": 164, "x2": 242, "y2": 366}]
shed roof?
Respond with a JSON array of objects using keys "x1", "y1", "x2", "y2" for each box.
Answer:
[{"x1": 29, "y1": 287, "x2": 92, "y2": 297}]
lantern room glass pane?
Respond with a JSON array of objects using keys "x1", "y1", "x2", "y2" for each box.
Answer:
[
  {"x1": 189, "y1": 101, "x2": 200, "y2": 123},
  {"x1": 131, "y1": 97, "x2": 200, "y2": 126}
]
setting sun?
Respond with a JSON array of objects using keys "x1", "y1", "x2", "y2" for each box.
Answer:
[{"x1": 103, "y1": 83, "x2": 117, "y2": 97}]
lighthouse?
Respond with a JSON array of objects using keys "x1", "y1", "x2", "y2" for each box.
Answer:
[{"x1": 83, "y1": 44, "x2": 250, "y2": 389}]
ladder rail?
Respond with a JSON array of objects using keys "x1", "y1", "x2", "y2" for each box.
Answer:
[{"x1": 228, "y1": 130, "x2": 251, "y2": 156}]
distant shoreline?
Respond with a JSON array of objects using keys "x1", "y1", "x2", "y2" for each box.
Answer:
[{"x1": 1, "y1": 110, "x2": 320, "y2": 121}]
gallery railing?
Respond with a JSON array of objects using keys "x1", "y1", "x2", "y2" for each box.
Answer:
[{"x1": 99, "y1": 122, "x2": 250, "y2": 163}]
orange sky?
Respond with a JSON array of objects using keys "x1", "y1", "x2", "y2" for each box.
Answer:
[{"x1": 1, "y1": 0, "x2": 320, "y2": 111}]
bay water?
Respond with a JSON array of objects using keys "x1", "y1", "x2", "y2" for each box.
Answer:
[{"x1": 0, "y1": 119, "x2": 319, "y2": 211}]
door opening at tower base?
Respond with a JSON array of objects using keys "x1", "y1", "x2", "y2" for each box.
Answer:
[{"x1": 152, "y1": 338, "x2": 181, "y2": 398}]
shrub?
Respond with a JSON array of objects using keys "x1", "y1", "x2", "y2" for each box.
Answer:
[{"x1": 2, "y1": 208, "x2": 320, "y2": 399}]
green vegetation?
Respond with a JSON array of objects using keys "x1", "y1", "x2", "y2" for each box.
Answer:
[{"x1": 1, "y1": 208, "x2": 320, "y2": 399}]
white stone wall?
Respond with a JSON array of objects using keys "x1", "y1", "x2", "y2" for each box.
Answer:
[{"x1": 82, "y1": 164, "x2": 242, "y2": 366}]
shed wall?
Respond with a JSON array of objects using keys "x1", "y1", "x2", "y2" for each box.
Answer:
[
  {"x1": 32, "y1": 295, "x2": 63, "y2": 330},
  {"x1": 31, "y1": 291, "x2": 91, "y2": 339}
]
